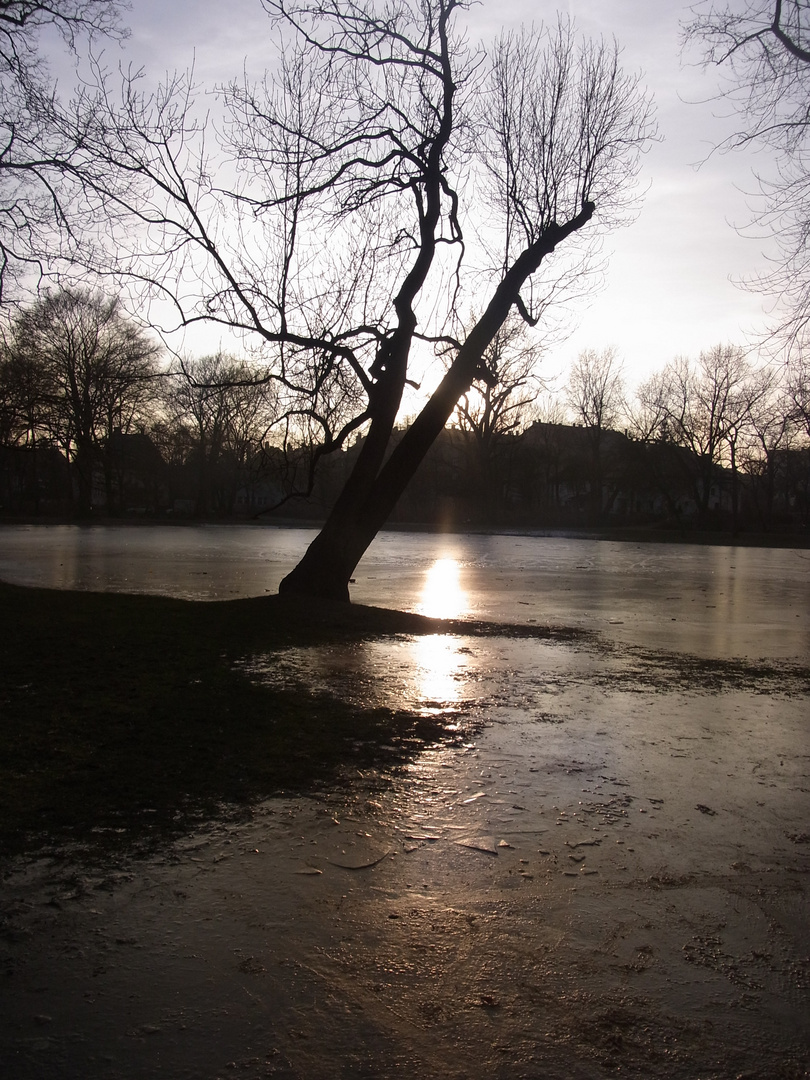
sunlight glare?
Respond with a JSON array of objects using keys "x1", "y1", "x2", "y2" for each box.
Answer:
[
  {"x1": 416, "y1": 557, "x2": 468, "y2": 620},
  {"x1": 411, "y1": 633, "x2": 468, "y2": 710}
]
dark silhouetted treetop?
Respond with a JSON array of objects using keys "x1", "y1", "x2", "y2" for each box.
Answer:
[
  {"x1": 0, "y1": 0, "x2": 126, "y2": 302},
  {"x1": 57, "y1": 0, "x2": 654, "y2": 598},
  {"x1": 4, "y1": 287, "x2": 160, "y2": 513},
  {"x1": 684, "y1": 1, "x2": 810, "y2": 352}
]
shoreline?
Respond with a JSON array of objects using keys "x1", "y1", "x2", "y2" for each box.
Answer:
[{"x1": 1, "y1": 513, "x2": 809, "y2": 549}]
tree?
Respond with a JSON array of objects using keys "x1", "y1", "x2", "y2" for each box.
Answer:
[
  {"x1": 741, "y1": 365, "x2": 799, "y2": 526},
  {"x1": 0, "y1": 331, "x2": 50, "y2": 447},
  {"x1": 787, "y1": 353, "x2": 810, "y2": 434},
  {"x1": 0, "y1": 327, "x2": 57, "y2": 509},
  {"x1": 639, "y1": 345, "x2": 753, "y2": 522},
  {"x1": 684, "y1": 1, "x2": 810, "y2": 351},
  {"x1": 67, "y1": 0, "x2": 654, "y2": 599},
  {"x1": 453, "y1": 315, "x2": 544, "y2": 522},
  {"x1": 565, "y1": 347, "x2": 626, "y2": 519},
  {"x1": 627, "y1": 372, "x2": 690, "y2": 520},
  {"x1": 566, "y1": 347, "x2": 626, "y2": 433},
  {"x1": 6, "y1": 288, "x2": 161, "y2": 513},
  {"x1": 518, "y1": 396, "x2": 572, "y2": 519},
  {"x1": 0, "y1": 1, "x2": 125, "y2": 302},
  {"x1": 163, "y1": 352, "x2": 278, "y2": 516}
]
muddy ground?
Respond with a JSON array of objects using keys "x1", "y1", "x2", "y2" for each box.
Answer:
[{"x1": 2, "y1": 622, "x2": 809, "y2": 1080}]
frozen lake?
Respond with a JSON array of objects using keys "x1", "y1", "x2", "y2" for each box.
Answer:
[
  {"x1": 1, "y1": 522, "x2": 808, "y2": 659},
  {"x1": 2, "y1": 523, "x2": 809, "y2": 1077}
]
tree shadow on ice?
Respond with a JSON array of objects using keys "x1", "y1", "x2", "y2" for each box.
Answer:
[{"x1": 0, "y1": 583, "x2": 506, "y2": 859}]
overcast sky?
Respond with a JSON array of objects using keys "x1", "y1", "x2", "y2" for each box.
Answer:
[{"x1": 79, "y1": 0, "x2": 778, "y2": 393}]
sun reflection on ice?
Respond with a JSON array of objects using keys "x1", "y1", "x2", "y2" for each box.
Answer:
[
  {"x1": 243, "y1": 555, "x2": 479, "y2": 719},
  {"x1": 411, "y1": 633, "x2": 469, "y2": 711},
  {"x1": 416, "y1": 557, "x2": 468, "y2": 619},
  {"x1": 408, "y1": 559, "x2": 472, "y2": 712}
]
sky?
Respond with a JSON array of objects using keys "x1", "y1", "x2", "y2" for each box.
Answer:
[{"x1": 62, "y1": 0, "x2": 780, "y2": 395}]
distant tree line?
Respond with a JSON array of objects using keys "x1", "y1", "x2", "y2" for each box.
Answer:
[
  {"x1": 0, "y1": 289, "x2": 284, "y2": 517},
  {"x1": 390, "y1": 347, "x2": 810, "y2": 534},
  {"x1": 2, "y1": 0, "x2": 809, "y2": 594},
  {"x1": 1, "y1": 289, "x2": 809, "y2": 533}
]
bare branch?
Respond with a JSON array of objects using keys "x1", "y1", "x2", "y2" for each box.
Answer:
[
  {"x1": 684, "y1": 1, "x2": 810, "y2": 352},
  {"x1": 37, "y1": 0, "x2": 654, "y2": 597}
]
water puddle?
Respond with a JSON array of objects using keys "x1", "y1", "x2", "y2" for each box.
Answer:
[{"x1": 242, "y1": 634, "x2": 486, "y2": 717}]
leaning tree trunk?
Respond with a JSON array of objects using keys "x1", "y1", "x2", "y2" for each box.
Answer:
[
  {"x1": 279, "y1": 205, "x2": 594, "y2": 601},
  {"x1": 278, "y1": 358, "x2": 478, "y2": 600}
]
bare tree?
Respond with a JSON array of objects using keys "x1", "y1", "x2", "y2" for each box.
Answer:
[
  {"x1": 0, "y1": 330, "x2": 51, "y2": 446},
  {"x1": 0, "y1": 0, "x2": 125, "y2": 302},
  {"x1": 684, "y1": 0, "x2": 810, "y2": 351},
  {"x1": 566, "y1": 347, "x2": 626, "y2": 430},
  {"x1": 723, "y1": 359, "x2": 772, "y2": 530},
  {"x1": 787, "y1": 352, "x2": 810, "y2": 434},
  {"x1": 64, "y1": 0, "x2": 654, "y2": 599},
  {"x1": 0, "y1": 326, "x2": 57, "y2": 509},
  {"x1": 163, "y1": 352, "x2": 279, "y2": 516},
  {"x1": 641, "y1": 344, "x2": 753, "y2": 521},
  {"x1": 630, "y1": 368, "x2": 672, "y2": 443},
  {"x1": 628, "y1": 371, "x2": 689, "y2": 520},
  {"x1": 741, "y1": 365, "x2": 800, "y2": 525},
  {"x1": 6, "y1": 288, "x2": 161, "y2": 513},
  {"x1": 453, "y1": 315, "x2": 544, "y2": 521},
  {"x1": 565, "y1": 346, "x2": 626, "y2": 519},
  {"x1": 163, "y1": 354, "x2": 236, "y2": 518}
]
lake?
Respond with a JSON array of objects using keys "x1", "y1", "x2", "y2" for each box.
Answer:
[
  {"x1": 1, "y1": 522, "x2": 808, "y2": 659},
  {"x1": 2, "y1": 521, "x2": 809, "y2": 1077}
]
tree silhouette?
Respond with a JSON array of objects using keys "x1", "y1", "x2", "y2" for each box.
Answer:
[
  {"x1": 5, "y1": 288, "x2": 160, "y2": 514},
  {"x1": 162, "y1": 353, "x2": 279, "y2": 516},
  {"x1": 685, "y1": 0, "x2": 810, "y2": 351},
  {"x1": 0, "y1": 0, "x2": 125, "y2": 302},
  {"x1": 566, "y1": 347, "x2": 626, "y2": 520},
  {"x1": 640, "y1": 345, "x2": 753, "y2": 522},
  {"x1": 788, "y1": 354, "x2": 810, "y2": 434},
  {"x1": 65, "y1": 0, "x2": 654, "y2": 599},
  {"x1": 453, "y1": 315, "x2": 544, "y2": 523}
]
